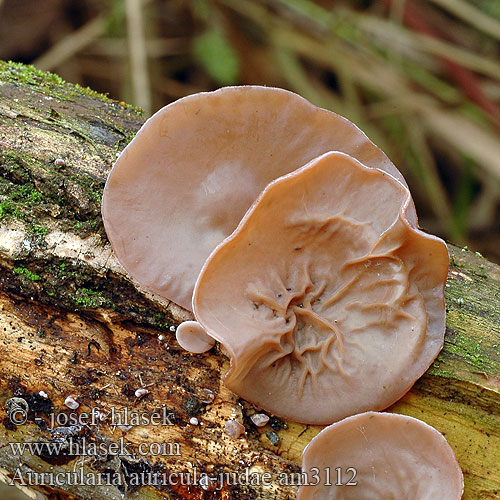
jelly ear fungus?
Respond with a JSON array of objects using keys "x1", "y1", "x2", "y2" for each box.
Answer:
[
  {"x1": 101, "y1": 86, "x2": 415, "y2": 311},
  {"x1": 192, "y1": 152, "x2": 448, "y2": 425},
  {"x1": 297, "y1": 411, "x2": 464, "y2": 500}
]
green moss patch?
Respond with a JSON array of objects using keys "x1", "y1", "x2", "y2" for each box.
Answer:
[
  {"x1": 13, "y1": 266, "x2": 41, "y2": 282},
  {"x1": 0, "y1": 61, "x2": 107, "y2": 102},
  {"x1": 0, "y1": 61, "x2": 142, "y2": 114},
  {"x1": 74, "y1": 287, "x2": 111, "y2": 309},
  {"x1": 0, "y1": 149, "x2": 104, "y2": 238}
]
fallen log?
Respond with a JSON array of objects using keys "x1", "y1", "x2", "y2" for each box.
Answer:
[{"x1": 0, "y1": 61, "x2": 498, "y2": 499}]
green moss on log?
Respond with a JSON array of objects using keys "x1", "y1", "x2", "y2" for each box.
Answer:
[
  {"x1": 13, "y1": 265, "x2": 41, "y2": 282},
  {"x1": 0, "y1": 148, "x2": 104, "y2": 238},
  {"x1": 0, "y1": 60, "x2": 142, "y2": 113},
  {"x1": 431, "y1": 246, "x2": 500, "y2": 383},
  {"x1": 1, "y1": 255, "x2": 176, "y2": 331}
]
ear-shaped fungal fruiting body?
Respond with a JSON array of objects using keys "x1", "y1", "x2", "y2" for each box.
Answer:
[
  {"x1": 176, "y1": 320, "x2": 216, "y2": 353},
  {"x1": 297, "y1": 411, "x2": 464, "y2": 500},
  {"x1": 193, "y1": 152, "x2": 448, "y2": 425},
  {"x1": 102, "y1": 86, "x2": 416, "y2": 311}
]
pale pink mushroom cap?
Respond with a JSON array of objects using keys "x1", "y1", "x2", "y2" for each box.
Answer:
[
  {"x1": 193, "y1": 152, "x2": 448, "y2": 425},
  {"x1": 102, "y1": 86, "x2": 416, "y2": 311},
  {"x1": 297, "y1": 411, "x2": 464, "y2": 500},
  {"x1": 176, "y1": 320, "x2": 216, "y2": 353}
]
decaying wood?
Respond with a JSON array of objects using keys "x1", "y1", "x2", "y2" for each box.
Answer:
[{"x1": 0, "y1": 61, "x2": 499, "y2": 500}]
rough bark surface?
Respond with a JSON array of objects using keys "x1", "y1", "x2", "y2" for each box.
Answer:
[{"x1": 0, "y1": 61, "x2": 499, "y2": 500}]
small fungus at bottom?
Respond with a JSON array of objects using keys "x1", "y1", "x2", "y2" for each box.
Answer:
[{"x1": 297, "y1": 411, "x2": 464, "y2": 500}]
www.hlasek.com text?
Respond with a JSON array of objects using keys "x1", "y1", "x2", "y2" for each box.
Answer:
[{"x1": 9, "y1": 436, "x2": 181, "y2": 459}]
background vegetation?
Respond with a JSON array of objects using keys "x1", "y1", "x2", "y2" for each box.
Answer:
[{"x1": 0, "y1": 0, "x2": 499, "y2": 264}]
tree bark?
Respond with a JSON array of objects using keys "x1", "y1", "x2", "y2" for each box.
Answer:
[{"x1": 0, "y1": 61, "x2": 499, "y2": 500}]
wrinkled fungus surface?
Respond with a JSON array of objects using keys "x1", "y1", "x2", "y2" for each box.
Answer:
[
  {"x1": 102, "y1": 86, "x2": 416, "y2": 310},
  {"x1": 297, "y1": 411, "x2": 464, "y2": 500},
  {"x1": 193, "y1": 152, "x2": 448, "y2": 425}
]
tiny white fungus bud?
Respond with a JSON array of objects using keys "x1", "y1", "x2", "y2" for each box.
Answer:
[
  {"x1": 135, "y1": 388, "x2": 149, "y2": 397},
  {"x1": 189, "y1": 417, "x2": 199, "y2": 425},
  {"x1": 64, "y1": 396, "x2": 79, "y2": 409},
  {"x1": 39, "y1": 391, "x2": 48, "y2": 399},
  {"x1": 200, "y1": 388, "x2": 215, "y2": 403},
  {"x1": 251, "y1": 413, "x2": 270, "y2": 427},
  {"x1": 225, "y1": 419, "x2": 245, "y2": 439}
]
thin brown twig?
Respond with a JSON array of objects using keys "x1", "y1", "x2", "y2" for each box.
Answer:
[
  {"x1": 383, "y1": 0, "x2": 500, "y2": 133},
  {"x1": 125, "y1": 0, "x2": 152, "y2": 116},
  {"x1": 427, "y1": 0, "x2": 500, "y2": 42},
  {"x1": 84, "y1": 37, "x2": 188, "y2": 58},
  {"x1": 33, "y1": 15, "x2": 106, "y2": 71}
]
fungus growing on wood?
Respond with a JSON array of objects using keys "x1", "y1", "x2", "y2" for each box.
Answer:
[
  {"x1": 225, "y1": 419, "x2": 245, "y2": 439},
  {"x1": 102, "y1": 86, "x2": 416, "y2": 311},
  {"x1": 176, "y1": 320, "x2": 215, "y2": 353},
  {"x1": 192, "y1": 152, "x2": 448, "y2": 425},
  {"x1": 297, "y1": 411, "x2": 464, "y2": 500},
  {"x1": 251, "y1": 413, "x2": 270, "y2": 427}
]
